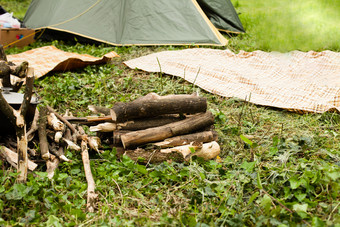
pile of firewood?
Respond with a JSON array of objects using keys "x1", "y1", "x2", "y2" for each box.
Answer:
[
  {"x1": 86, "y1": 92, "x2": 221, "y2": 164},
  {"x1": 0, "y1": 45, "x2": 220, "y2": 212}
]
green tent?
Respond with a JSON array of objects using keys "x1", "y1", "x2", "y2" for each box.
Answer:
[{"x1": 23, "y1": 0, "x2": 244, "y2": 46}]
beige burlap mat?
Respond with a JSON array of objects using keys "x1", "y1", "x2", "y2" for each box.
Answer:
[
  {"x1": 7, "y1": 45, "x2": 119, "y2": 81},
  {"x1": 125, "y1": 48, "x2": 340, "y2": 113}
]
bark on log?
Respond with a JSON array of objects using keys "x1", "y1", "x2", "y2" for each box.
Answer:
[
  {"x1": 81, "y1": 140, "x2": 98, "y2": 212},
  {"x1": 110, "y1": 96, "x2": 207, "y2": 122},
  {"x1": 121, "y1": 111, "x2": 214, "y2": 148},
  {"x1": 0, "y1": 146, "x2": 37, "y2": 171},
  {"x1": 38, "y1": 107, "x2": 51, "y2": 160},
  {"x1": 124, "y1": 149, "x2": 185, "y2": 164},
  {"x1": 154, "y1": 131, "x2": 218, "y2": 148}
]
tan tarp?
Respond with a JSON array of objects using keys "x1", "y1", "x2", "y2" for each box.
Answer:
[
  {"x1": 7, "y1": 45, "x2": 119, "y2": 80},
  {"x1": 125, "y1": 48, "x2": 340, "y2": 113}
]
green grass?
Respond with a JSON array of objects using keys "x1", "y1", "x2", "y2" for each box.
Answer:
[
  {"x1": 0, "y1": 0, "x2": 339, "y2": 226},
  {"x1": 230, "y1": 0, "x2": 340, "y2": 52}
]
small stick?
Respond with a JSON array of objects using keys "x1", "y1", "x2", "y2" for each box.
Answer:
[
  {"x1": 46, "y1": 154, "x2": 59, "y2": 179},
  {"x1": 27, "y1": 109, "x2": 40, "y2": 141},
  {"x1": 81, "y1": 139, "x2": 98, "y2": 212}
]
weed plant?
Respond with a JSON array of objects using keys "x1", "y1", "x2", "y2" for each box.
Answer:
[{"x1": 0, "y1": 0, "x2": 339, "y2": 226}]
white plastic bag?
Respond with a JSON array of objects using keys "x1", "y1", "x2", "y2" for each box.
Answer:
[{"x1": 0, "y1": 12, "x2": 20, "y2": 28}]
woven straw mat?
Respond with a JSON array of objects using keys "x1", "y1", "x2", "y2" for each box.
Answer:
[{"x1": 125, "y1": 48, "x2": 340, "y2": 113}]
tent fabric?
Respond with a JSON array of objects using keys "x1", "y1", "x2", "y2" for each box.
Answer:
[
  {"x1": 23, "y1": 0, "x2": 243, "y2": 46},
  {"x1": 5, "y1": 46, "x2": 118, "y2": 85},
  {"x1": 124, "y1": 48, "x2": 340, "y2": 113},
  {"x1": 197, "y1": 0, "x2": 245, "y2": 33}
]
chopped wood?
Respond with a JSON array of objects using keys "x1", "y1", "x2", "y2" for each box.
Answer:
[
  {"x1": 38, "y1": 106, "x2": 51, "y2": 160},
  {"x1": 90, "y1": 122, "x2": 116, "y2": 132},
  {"x1": 124, "y1": 148, "x2": 185, "y2": 164},
  {"x1": 121, "y1": 111, "x2": 214, "y2": 148},
  {"x1": 154, "y1": 131, "x2": 218, "y2": 148},
  {"x1": 0, "y1": 146, "x2": 37, "y2": 171},
  {"x1": 90, "y1": 115, "x2": 182, "y2": 132},
  {"x1": 47, "y1": 113, "x2": 65, "y2": 131},
  {"x1": 46, "y1": 154, "x2": 59, "y2": 179},
  {"x1": 120, "y1": 115, "x2": 182, "y2": 131},
  {"x1": 62, "y1": 138, "x2": 81, "y2": 151},
  {"x1": 110, "y1": 96, "x2": 207, "y2": 122},
  {"x1": 161, "y1": 141, "x2": 221, "y2": 161},
  {"x1": 46, "y1": 106, "x2": 77, "y2": 134},
  {"x1": 88, "y1": 137, "x2": 101, "y2": 153},
  {"x1": 54, "y1": 131, "x2": 63, "y2": 143}
]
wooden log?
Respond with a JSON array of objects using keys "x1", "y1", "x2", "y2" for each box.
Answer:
[
  {"x1": 110, "y1": 96, "x2": 207, "y2": 122},
  {"x1": 116, "y1": 115, "x2": 182, "y2": 131},
  {"x1": 154, "y1": 130, "x2": 218, "y2": 148},
  {"x1": 121, "y1": 111, "x2": 214, "y2": 148},
  {"x1": 90, "y1": 115, "x2": 182, "y2": 132},
  {"x1": 0, "y1": 146, "x2": 37, "y2": 171},
  {"x1": 161, "y1": 141, "x2": 221, "y2": 161},
  {"x1": 124, "y1": 149, "x2": 185, "y2": 164},
  {"x1": 38, "y1": 106, "x2": 51, "y2": 160}
]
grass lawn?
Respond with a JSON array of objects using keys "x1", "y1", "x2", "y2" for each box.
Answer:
[{"x1": 0, "y1": 0, "x2": 339, "y2": 226}]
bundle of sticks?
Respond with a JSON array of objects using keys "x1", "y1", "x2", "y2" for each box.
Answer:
[
  {"x1": 0, "y1": 105, "x2": 100, "y2": 212},
  {"x1": 85, "y1": 92, "x2": 221, "y2": 164}
]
